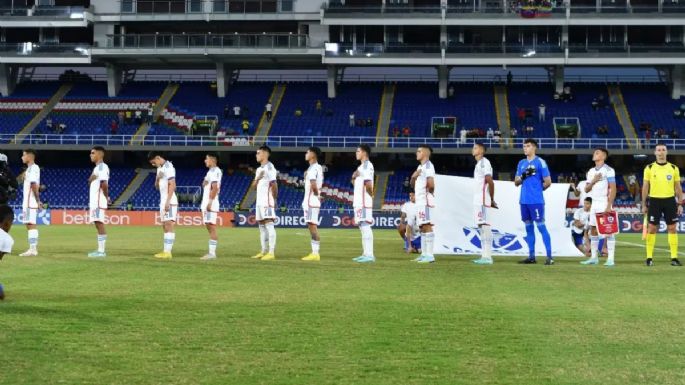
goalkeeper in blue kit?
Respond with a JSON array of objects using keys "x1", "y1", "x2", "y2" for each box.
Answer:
[{"x1": 514, "y1": 139, "x2": 554, "y2": 264}]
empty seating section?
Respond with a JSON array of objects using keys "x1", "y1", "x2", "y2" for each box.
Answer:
[
  {"x1": 1, "y1": 81, "x2": 62, "y2": 99},
  {"x1": 392, "y1": 83, "x2": 498, "y2": 137},
  {"x1": 167, "y1": 82, "x2": 274, "y2": 135},
  {"x1": 0, "y1": 81, "x2": 64, "y2": 138},
  {"x1": 270, "y1": 83, "x2": 383, "y2": 137},
  {"x1": 64, "y1": 82, "x2": 167, "y2": 99},
  {"x1": 8, "y1": 168, "x2": 135, "y2": 208},
  {"x1": 619, "y1": 84, "x2": 685, "y2": 138},
  {"x1": 126, "y1": 169, "x2": 253, "y2": 210},
  {"x1": 508, "y1": 83, "x2": 624, "y2": 138},
  {"x1": 0, "y1": 112, "x2": 34, "y2": 141}
]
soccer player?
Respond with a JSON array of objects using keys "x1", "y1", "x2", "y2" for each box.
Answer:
[
  {"x1": 514, "y1": 138, "x2": 553, "y2": 265},
  {"x1": 471, "y1": 143, "x2": 497, "y2": 265},
  {"x1": 301, "y1": 146, "x2": 324, "y2": 261},
  {"x1": 352, "y1": 144, "x2": 375, "y2": 263},
  {"x1": 0, "y1": 205, "x2": 15, "y2": 300},
  {"x1": 200, "y1": 152, "x2": 222, "y2": 260},
  {"x1": 148, "y1": 151, "x2": 177, "y2": 260},
  {"x1": 641, "y1": 144, "x2": 683, "y2": 266},
  {"x1": 572, "y1": 197, "x2": 592, "y2": 257},
  {"x1": 580, "y1": 148, "x2": 617, "y2": 267},
  {"x1": 399, "y1": 192, "x2": 421, "y2": 254},
  {"x1": 250, "y1": 145, "x2": 278, "y2": 261},
  {"x1": 87, "y1": 146, "x2": 110, "y2": 258},
  {"x1": 19, "y1": 149, "x2": 42, "y2": 257},
  {"x1": 411, "y1": 144, "x2": 436, "y2": 263}
]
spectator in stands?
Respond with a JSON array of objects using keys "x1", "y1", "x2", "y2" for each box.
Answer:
[
  {"x1": 507, "y1": 71, "x2": 513, "y2": 87},
  {"x1": 294, "y1": 107, "x2": 303, "y2": 117},
  {"x1": 233, "y1": 105, "x2": 241, "y2": 119},
  {"x1": 627, "y1": 172, "x2": 639, "y2": 202},
  {"x1": 493, "y1": 129, "x2": 501, "y2": 143},
  {"x1": 349, "y1": 112, "x2": 355, "y2": 128},
  {"x1": 511, "y1": 127, "x2": 518, "y2": 138},
  {"x1": 134, "y1": 109, "x2": 142, "y2": 125},
  {"x1": 402, "y1": 126, "x2": 411, "y2": 137},
  {"x1": 486, "y1": 127, "x2": 494, "y2": 139},
  {"x1": 57, "y1": 122, "x2": 66, "y2": 134},
  {"x1": 110, "y1": 120, "x2": 118, "y2": 135},
  {"x1": 125, "y1": 110, "x2": 132, "y2": 124},
  {"x1": 393, "y1": 126, "x2": 400, "y2": 138},
  {"x1": 117, "y1": 111, "x2": 124, "y2": 126},
  {"x1": 265, "y1": 101, "x2": 273, "y2": 121},
  {"x1": 241, "y1": 119, "x2": 251, "y2": 135},
  {"x1": 525, "y1": 125, "x2": 534, "y2": 135},
  {"x1": 45, "y1": 117, "x2": 53, "y2": 132},
  {"x1": 517, "y1": 107, "x2": 526, "y2": 124},
  {"x1": 592, "y1": 98, "x2": 599, "y2": 111},
  {"x1": 366, "y1": 117, "x2": 374, "y2": 128},
  {"x1": 538, "y1": 103, "x2": 546, "y2": 122},
  {"x1": 657, "y1": 128, "x2": 666, "y2": 139},
  {"x1": 597, "y1": 125, "x2": 609, "y2": 136},
  {"x1": 224, "y1": 105, "x2": 230, "y2": 119},
  {"x1": 315, "y1": 99, "x2": 322, "y2": 113},
  {"x1": 671, "y1": 128, "x2": 680, "y2": 139},
  {"x1": 448, "y1": 85, "x2": 455, "y2": 98},
  {"x1": 460, "y1": 128, "x2": 467, "y2": 143},
  {"x1": 644, "y1": 129, "x2": 652, "y2": 148},
  {"x1": 147, "y1": 103, "x2": 154, "y2": 123},
  {"x1": 557, "y1": 173, "x2": 566, "y2": 183}
]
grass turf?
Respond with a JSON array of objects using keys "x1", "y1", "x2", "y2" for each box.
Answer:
[{"x1": 1, "y1": 226, "x2": 684, "y2": 385}]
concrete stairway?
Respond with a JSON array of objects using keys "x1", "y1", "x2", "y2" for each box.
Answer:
[
  {"x1": 607, "y1": 85, "x2": 639, "y2": 148},
  {"x1": 112, "y1": 168, "x2": 155, "y2": 208},
  {"x1": 494, "y1": 85, "x2": 511, "y2": 141},
  {"x1": 375, "y1": 83, "x2": 396, "y2": 147},
  {"x1": 373, "y1": 171, "x2": 392, "y2": 209},
  {"x1": 130, "y1": 83, "x2": 179, "y2": 145},
  {"x1": 13, "y1": 83, "x2": 73, "y2": 144},
  {"x1": 254, "y1": 83, "x2": 286, "y2": 137}
]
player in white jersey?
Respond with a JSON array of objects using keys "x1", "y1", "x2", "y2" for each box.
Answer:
[
  {"x1": 411, "y1": 145, "x2": 436, "y2": 263},
  {"x1": 250, "y1": 145, "x2": 278, "y2": 261},
  {"x1": 580, "y1": 147, "x2": 617, "y2": 266},
  {"x1": 87, "y1": 146, "x2": 110, "y2": 258},
  {"x1": 19, "y1": 149, "x2": 42, "y2": 257},
  {"x1": 471, "y1": 143, "x2": 498, "y2": 265},
  {"x1": 200, "y1": 153, "x2": 222, "y2": 260},
  {"x1": 399, "y1": 192, "x2": 421, "y2": 254},
  {"x1": 301, "y1": 147, "x2": 324, "y2": 261},
  {"x1": 0, "y1": 205, "x2": 15, "y2": 300},
  {"x1": 148, "y1": 152, "x2": 178, "y2": 260},
  {"x1": 352, "y1": 144, "x2": 375, "y2": 263}
]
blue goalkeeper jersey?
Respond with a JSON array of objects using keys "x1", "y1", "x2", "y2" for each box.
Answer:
[{"x1": 516, "y1": 156, "x2": 551, "y2": 205}]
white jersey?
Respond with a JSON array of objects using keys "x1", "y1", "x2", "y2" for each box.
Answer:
[
  {"x1": 89, "y1": 162, "x2": 110, "y2": 209},
  {"x1": 353, "y1": 160, "x2": 374, "y2": 208},
  {"x1": 201, "y1": 167, "x2": 222, "y2": 208},
  {"x1": 22, "y1": 163, "x2": 40, "y2": 209},
  {"x1": 0, "y1": 228, "x2": 13, "y2": 254},
  {"x1": 586, "y1": 164, "x2": 616, "y2": 202},
  {"x1": 401, "y1": 201, "x2": 420, "y2": 240},
  {"x1": 473, "y1": 157, "x2": 493, "y2": 206},
  {"x1": 572, "y1": 208, "x2": 591, "y2": 234},
  {"x1": 303, "y1": 162, "x2": 324, "y2": 208},
  {"x1": 414, "y1": 160, "x2": 436, "y2": 207},
  {"x1": 255, "y1": 162, "x2": 278, "y2": 207},
  {"x1": 157, "y1": 161, "x2": 178, "y2": 206},
  {"x1": 576, "y1": 180, "x2": 588, "y2": 207}
]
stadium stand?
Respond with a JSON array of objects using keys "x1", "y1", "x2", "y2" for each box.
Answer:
[{"x1": 620, "y1": 84, "x2": 685, "y2": 140}]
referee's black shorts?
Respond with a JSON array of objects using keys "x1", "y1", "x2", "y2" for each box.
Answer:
[{"x1": 647, "y1": 197, "x2": 679, "y2": 225}]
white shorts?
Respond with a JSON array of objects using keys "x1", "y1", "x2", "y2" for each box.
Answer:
[
  {"x1": 159, "y1": 205, "x2": 177, "y2": 222},
  {"x1": 22, "y1": 207, "x2": 37, "y2": 225},
  {"x1": 202, "y1": 210, "x2": 217, "y2": 225},
  {"x1": 256, "y1": 205, "x2": 277, "y2": 222},
  {"x1": 474, "y1": 205, "x2": 489, "y2": 226},
  {"x1": 354, "y1": 207, "x2": 373, "y2": 226},
  {"x1": 89, "y1": 207, "x2": 106, "y2": 224},
  {"x1": 303, "y1": 205, "x2": 320, "y2": 225},
  {"x1": 416, "y1": 205, "x2": 434, "y2": 226},
  {"x1": 588, "y1": 200, "x2": 608, "y2": 227}
]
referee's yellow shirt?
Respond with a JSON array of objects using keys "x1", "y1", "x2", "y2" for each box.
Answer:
[{"x1": 643, "y1": 162, "x2": 681, "y2": 198}]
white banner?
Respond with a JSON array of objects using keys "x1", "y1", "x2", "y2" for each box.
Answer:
[{"x1": 433, "y1": 175, "x2": 582, "y2": 257}]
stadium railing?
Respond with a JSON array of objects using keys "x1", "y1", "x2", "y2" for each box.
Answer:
[
  {"x1": 105, "y1": 33, "x2": 310, "y2": 50},
  {"x1": 5, "y1": 134, "x2": 685, "y2": 150}
]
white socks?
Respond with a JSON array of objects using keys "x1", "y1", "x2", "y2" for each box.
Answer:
[
  {"x1": 607, "y1": 235, "x2": 616, "y2": 263},
  {"x1": 480, "y1": 225, "x2": 493, "y2": 261},
  {"x1": 590, "y1": 235, "x2": 599, "y2": 261},
  {"x1": 311, "y1": 240, "x2": 320, "y2": 254},
  {"x1": 259, "y1": 224, "x2": 268, "y2": 253},
  {"x1": 265, "y1": 222, "x2": 276, "y2": 254},
  {"x1": 28, "y1": 229, "x2": 38, "y2": 251},
  {"x1": 422, "y1": 232, "x2": 435, "y2": 257},
  {"x1": 208, "y1": 239, "x2": 217, "y2": 256},
  {"x1": 360, "y1": 224, "x2": 374, "y2": 257},
  {"x1": 97, "y1": 235, "x2": 107, "y2": 253},
  {"x1": 163, "y1": 232, "x2": 175, "y2": 253}
]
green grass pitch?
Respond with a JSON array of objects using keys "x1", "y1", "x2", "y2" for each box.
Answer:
[{"x1": 1, "y1": 226, "x2": 684, "y2": 385}]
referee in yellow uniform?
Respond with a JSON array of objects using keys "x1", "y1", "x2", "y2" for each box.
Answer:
[{"x1": 641, "y1": 143, "x2": 684, "y2": 266}]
